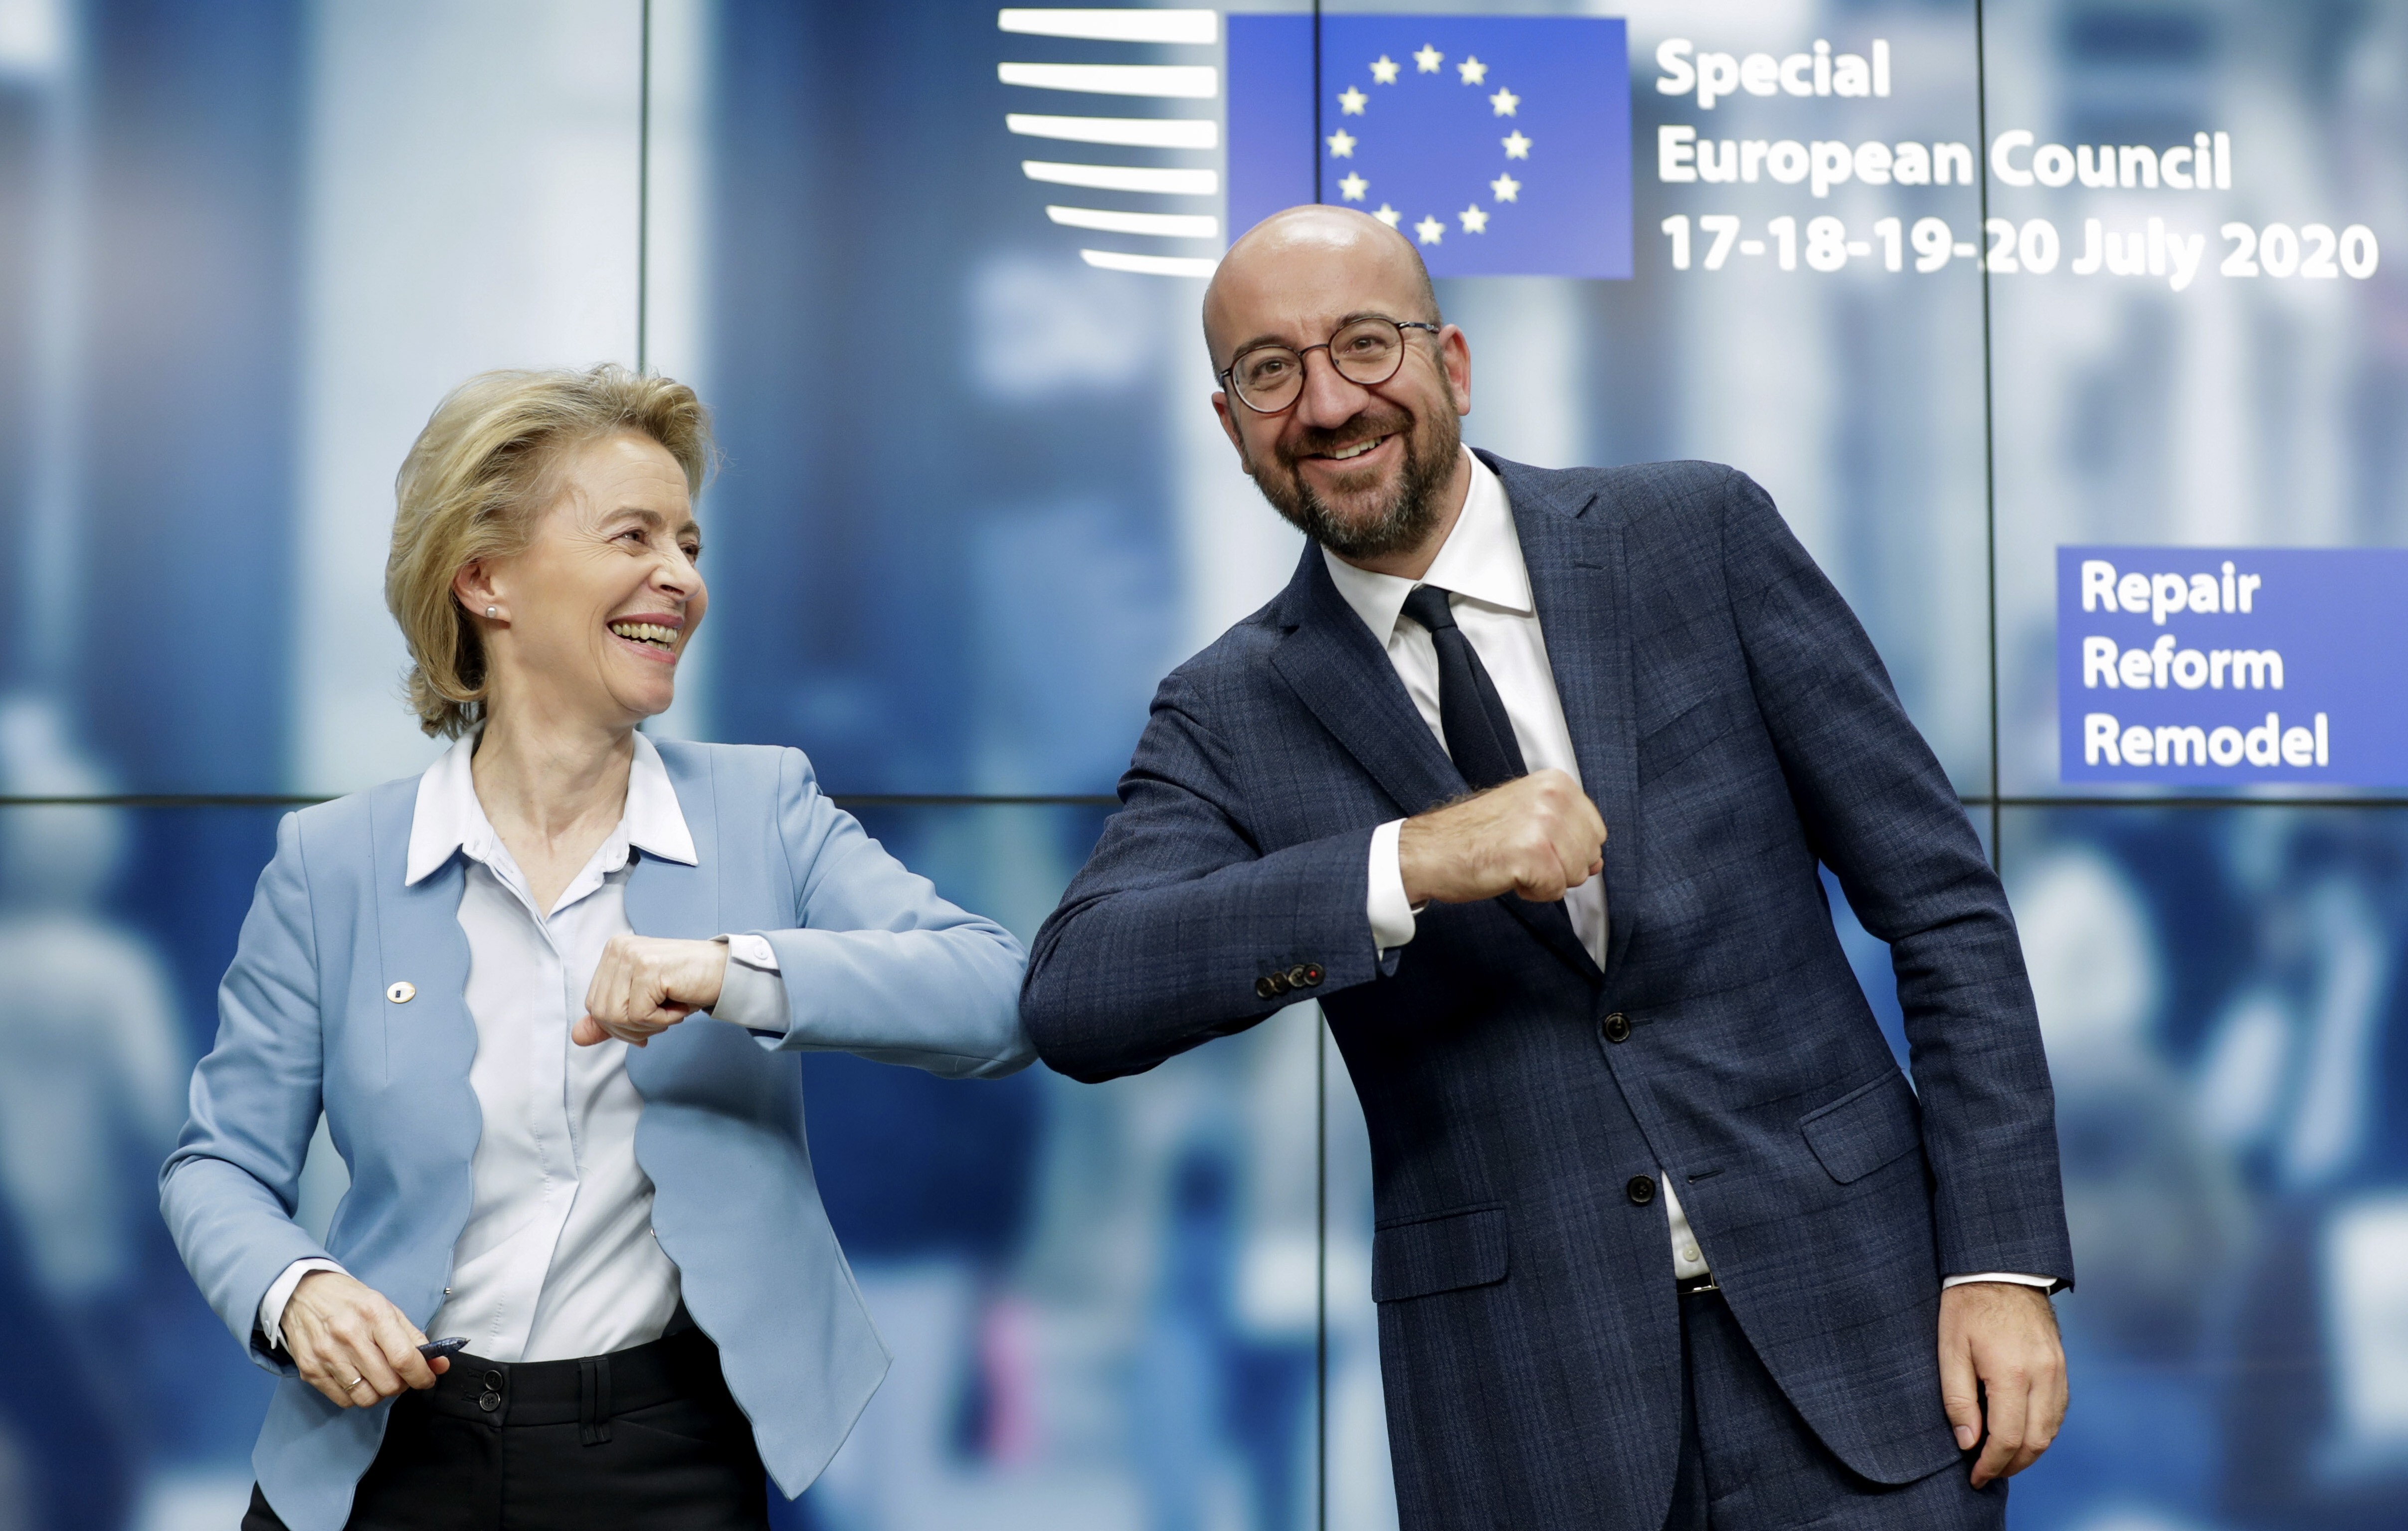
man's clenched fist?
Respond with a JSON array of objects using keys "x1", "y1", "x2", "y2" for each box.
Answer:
[{"x1": 1399, "y1": 768, "x2": 1606, "y2": 906}]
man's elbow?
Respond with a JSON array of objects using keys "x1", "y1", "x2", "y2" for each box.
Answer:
[
  {"x1": 1034, "y1": 1033, "x2": 1157, "y2": 1086},
  {"x1": 1017, "y1": 970, "x2": 1146, "y2": 1084}
]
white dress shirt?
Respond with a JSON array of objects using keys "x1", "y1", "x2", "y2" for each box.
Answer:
[
  {"x1": 1327, "y1": 452, "x2": 2047, "y2": 1294},
  {"x1": 258, "y1": 732, "x2": 791, "y2": 1361}
]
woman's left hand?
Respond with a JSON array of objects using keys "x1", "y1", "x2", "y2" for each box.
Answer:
[{"x1": 574, "y1": 934, "x2": 729, "y2": 1047}]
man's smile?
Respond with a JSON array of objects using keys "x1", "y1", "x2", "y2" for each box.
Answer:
[{"x1": 1302, "y1": 432, "x2": 1397, "y2": 469}]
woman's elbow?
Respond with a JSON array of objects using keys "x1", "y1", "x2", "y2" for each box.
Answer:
[{"x1": 943, "y1": 927, "x2": 1035, "y2": 1077}]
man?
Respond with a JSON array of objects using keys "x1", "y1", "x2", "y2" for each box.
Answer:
[{"x1": 1022, "y1": 206, "x2": 2070, "y2": 1529}]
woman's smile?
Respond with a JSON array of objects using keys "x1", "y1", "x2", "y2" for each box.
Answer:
[{"x1": 605, "y1": 611, "x2": 685, "y2": 664}]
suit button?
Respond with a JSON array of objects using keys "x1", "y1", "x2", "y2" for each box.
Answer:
[
  {"x1": 1255, "y1": 976, "x2": 1278, "y2": 1001},
  {"x1": 1602, "y1": 1012, "x2": 1631, "y2": 1044},
  {"x1": 1286, "y1": 965, "x2": 1311, "y2": 989},
  {"x1": 1627, "y1": 1175, "x2": 1657, "y2": 1206},
  {"x1": 479, "y1": 1389, "x2": 502, "y2": 1413},
  {"x1": 1302, "y1": 964, "x2": 1323, "y2": 987}
]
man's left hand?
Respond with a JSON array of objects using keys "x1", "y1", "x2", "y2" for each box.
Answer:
[
  {"x1": 573, "y1": 934, "x2": 728, "y2": 1047},
  {"x1": 1938, "y1": 1281, "x2": 2067, "y2": 1487}
]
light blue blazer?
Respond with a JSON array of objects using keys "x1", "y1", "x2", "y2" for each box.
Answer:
[{"x1": 161, "y1": 741, "x2": 1031, "y2": 1531}]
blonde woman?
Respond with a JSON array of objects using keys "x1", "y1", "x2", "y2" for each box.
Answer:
[{"x1": 163, "y1": 366, "x2": 1030, "y2": 1531}]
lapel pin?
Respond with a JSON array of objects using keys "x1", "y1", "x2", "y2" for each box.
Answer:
[{"x1": 386, "y1": 981, "x2": 417, "y2": 1004}]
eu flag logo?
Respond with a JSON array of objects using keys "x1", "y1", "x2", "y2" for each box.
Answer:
[{"x1": 1228, "y1": 15, "x2": 1632, "y2": 279}]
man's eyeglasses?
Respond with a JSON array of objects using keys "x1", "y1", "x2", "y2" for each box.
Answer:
[{"x1": 1219, "y1": 317, "x2": 1443, "y2": 415}]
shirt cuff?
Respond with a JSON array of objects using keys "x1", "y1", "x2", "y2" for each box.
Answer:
[
  {"x1": 1943, "y1": 1272, "x2": 2059, "y2": 1291},
  {"x1": 709, "y1": 933, "x2": 787, "y2": 1035},
  {"x1": 1367, "y1": 819, "x2": 1418, "y2": 954},
  {"x1": 260, "y1": 1258, "x2": 347, "y2": 1354}
]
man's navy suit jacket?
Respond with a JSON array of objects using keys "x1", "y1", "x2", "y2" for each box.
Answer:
[{"x1": 1023, "y1": 454, "x2": 2072, "y2": 1530}]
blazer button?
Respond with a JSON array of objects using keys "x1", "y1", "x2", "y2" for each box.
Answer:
[
  {"x1": 1255, "y1": 976, "x2": 1279, "y2": 1001},
  {"x1": 1627, "y1": 1175, "x2": 1657, "y2": 1206},
  {"x1": 1602, "y1": 1012, "x2": 1631, "y2": 1044},
  {"x1": 1285, "y1": 964, "x2": 1311, "y2": 989},
  {"x1": 1302, "y1": 963, "x2": 1323, "y2": 987}
]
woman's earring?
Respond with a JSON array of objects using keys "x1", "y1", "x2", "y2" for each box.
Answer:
[{"x1": 486, "y1": 606, "x2": 499, "y2": 619}]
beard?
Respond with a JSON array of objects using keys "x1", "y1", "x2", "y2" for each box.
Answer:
[{"x1": 1246, "y1": 396, "x2": 1463, "y2": 561}]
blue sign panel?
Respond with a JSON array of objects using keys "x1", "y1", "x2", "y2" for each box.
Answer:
[
  {"x1": 1224, "y1": 14, "x2": 1315, "y2": 239},
  {"x1": 1227, "y1": 14, "x2": 1632, "y2": 278},
  {"x1": 2057, "y1": 546, "x2": 2408, "y2": 786}
]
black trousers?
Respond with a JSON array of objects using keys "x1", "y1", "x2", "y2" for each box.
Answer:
[
  {"x1": 243, "y1": 1328, "x2": 768, "y2": 1531},
  {"x1": 1660, "y1": 1288, "x2": 2006, "y2": 1530}
]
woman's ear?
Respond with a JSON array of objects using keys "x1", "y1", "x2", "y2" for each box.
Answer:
[{"x1": 453, "y1": 559, "x2": 502, "y2": 623}]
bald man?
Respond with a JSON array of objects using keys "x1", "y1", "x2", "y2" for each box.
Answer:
[{"x1": 1022, "y1": 207, "x2": 2071, "y2": 1530}]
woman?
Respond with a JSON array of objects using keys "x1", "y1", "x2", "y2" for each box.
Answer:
[{"x1": 162, "y1": 366, "x2": 1031, "y2": 1531}]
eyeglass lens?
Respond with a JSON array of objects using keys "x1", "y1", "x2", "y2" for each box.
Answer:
[{"x1": 1232, "y1": 319, "x2": 1409, "y2": 411}]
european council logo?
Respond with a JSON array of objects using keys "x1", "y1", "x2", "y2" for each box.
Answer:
[
  {"x1": 1230, "y1": 14, "x2": 1631, "y2": 278},
  {"x1": 997, "y1": 9, "x2": 1633, "y2": 280}
]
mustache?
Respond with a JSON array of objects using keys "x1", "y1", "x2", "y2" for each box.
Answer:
[{"x1": 1276, "y1": 408, "x2": 1416, "y2": 468}]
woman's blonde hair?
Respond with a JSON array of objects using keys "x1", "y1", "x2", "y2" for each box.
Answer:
[{"x1": 385, "y1": 364, "x2": 714, "y2": 738}]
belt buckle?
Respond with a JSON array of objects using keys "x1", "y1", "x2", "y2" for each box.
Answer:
[{"x1": 1676, "y1": 1272, "x2": 1720, "y2": 1297}]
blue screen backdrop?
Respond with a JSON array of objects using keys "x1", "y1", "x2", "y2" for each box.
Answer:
[{"x1": 2, "y1": 5, "x2": 2407, "y2": 1530}]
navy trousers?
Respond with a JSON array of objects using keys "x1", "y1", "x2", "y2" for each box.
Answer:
[{"x1": 1664, "y1": 1290, "x2": 2006, "y2": 1531}]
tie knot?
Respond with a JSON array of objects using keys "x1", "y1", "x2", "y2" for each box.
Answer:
[{"x1": 1402, "y1": 583, "x2": 1457, "y2": 634}]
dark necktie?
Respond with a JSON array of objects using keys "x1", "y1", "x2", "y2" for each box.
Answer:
[
  {"x1": 1400, "y1": 582, "x2": 1591, "y2": 968},
  {"x1": 1400, "y1": 584, "x2": 1527, "y2": 791}
]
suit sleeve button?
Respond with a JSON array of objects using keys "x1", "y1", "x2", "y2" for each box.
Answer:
[
  {"x1": 1255, "y1": 976, "x2": 1278, "y2": 1000},
  {"x1": 1301, "y1": 964, "x2": 1323, "y2": 986},
  {"x1": 1626, "y1": 1175, "x2": 1657, "y2": 1206},
  {"x1": 1286, "y1": 965, "x2": 1311, "y2": 989},
  {"x1": 1602, "y1": 1012, "x2": 1631, "y2": 1044}
]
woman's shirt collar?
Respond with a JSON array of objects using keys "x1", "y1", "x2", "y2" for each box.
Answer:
[{"x1": 404, "y1": 731, "x2": 698, "y2": 888}]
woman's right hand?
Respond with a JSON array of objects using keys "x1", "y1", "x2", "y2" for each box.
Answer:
[{"x1": 283, "y1": 1270, "x2": 447, "y2": 1407}]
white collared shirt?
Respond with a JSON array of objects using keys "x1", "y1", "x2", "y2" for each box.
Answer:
[
  {"x1": 1322, "y1": 453, "x2": 2048, "y2": 1294},
  {"x1": 258, "y1": 732, "x2": 788, "y2": 1361}
]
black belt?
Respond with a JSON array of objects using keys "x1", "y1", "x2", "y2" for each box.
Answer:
[
  {"x1": 417, "y1": 1325, "x2": 726, "y2": 1445},
  {"x1": 1676, "y1": 1272, "x2": 1721, "y2": 1297}
]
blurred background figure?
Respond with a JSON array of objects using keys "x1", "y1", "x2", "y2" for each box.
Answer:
[
  {"x1": 2007, "y1": 833, "x2": 2246, "y2": 1531},
  {"x1": 0, "y1": 694, "x2": 185, "y2": 1531}
]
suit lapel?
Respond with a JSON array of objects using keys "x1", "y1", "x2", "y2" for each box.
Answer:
[
  {"x1": 1268, "y1": 544, "x2": 1463, "y2": 819},
  {"x1": 371, "y1": 779, "x2": 478, "y2": 1107},
  {"x1": 370, "y1": 778, "x2": 482, "y2": 1320},
  {"x1": 1492, "y1": 454, "x2": 1641, "y2": 985}
]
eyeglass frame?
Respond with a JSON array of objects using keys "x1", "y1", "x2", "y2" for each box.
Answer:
[{"x1": 1216, "y1": 317, "x2": 1445, "y2": 415}]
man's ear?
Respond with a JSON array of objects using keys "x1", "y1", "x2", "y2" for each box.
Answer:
[
  {"x1": 1210, "y1": 390, "x2": 1257, "y2": 476},
  {"x1": 1440, "y1": 325, "x2": 1473, "y2": 417}
]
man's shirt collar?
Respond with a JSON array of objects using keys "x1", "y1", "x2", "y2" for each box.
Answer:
[
  {"x1": 1322, "y1": 450, "x2": 1535, "y2": 645},
  {"x1": 405, "y1": 730, "x2": 698, "y2": 887}
]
